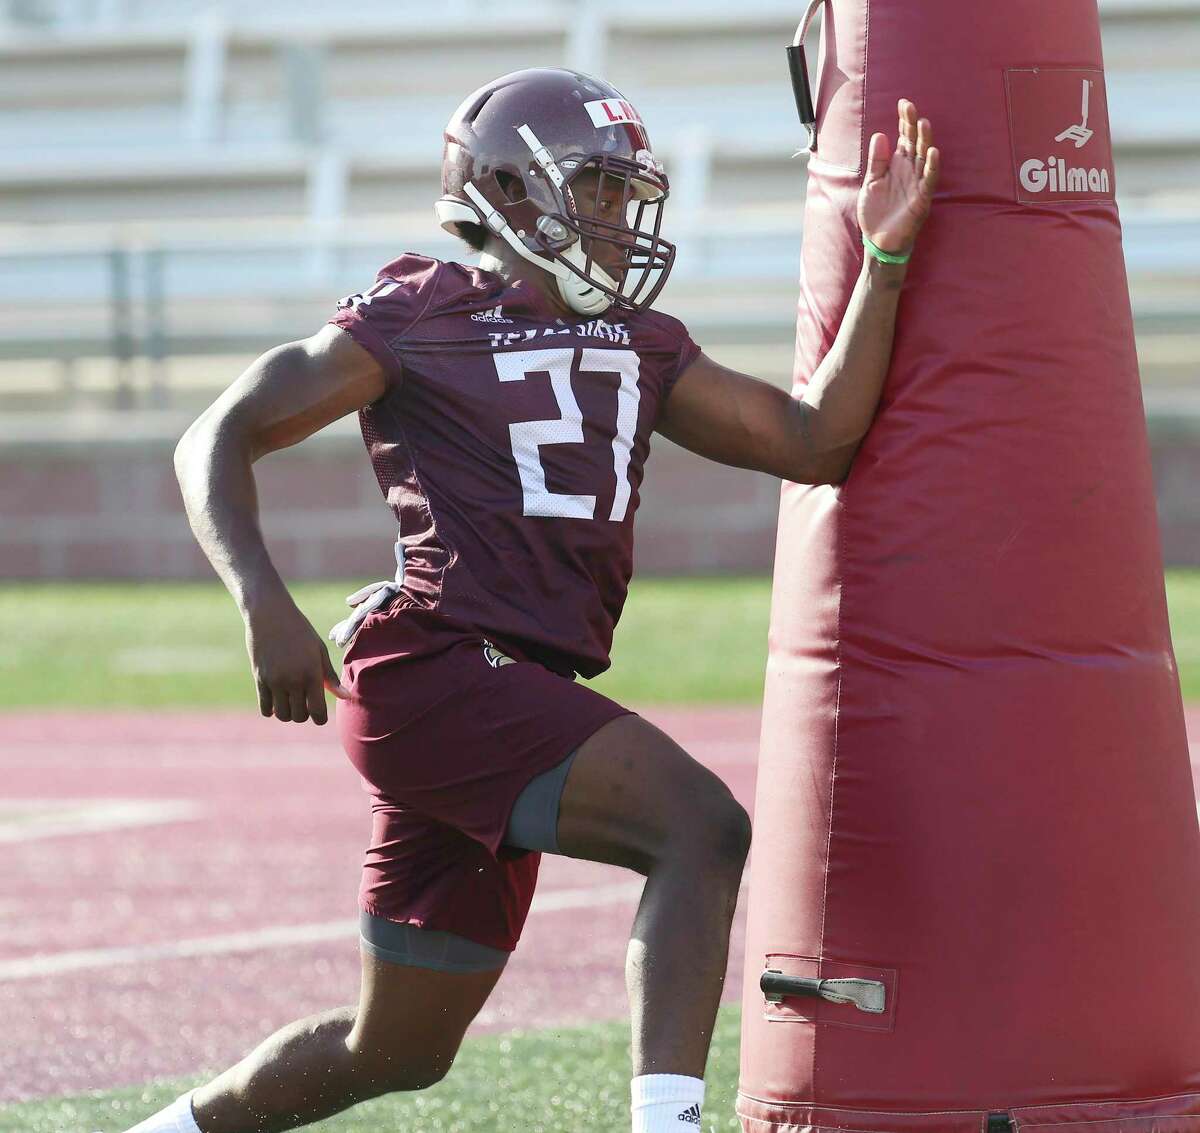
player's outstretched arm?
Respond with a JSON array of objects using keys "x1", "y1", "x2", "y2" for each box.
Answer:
[
  {"x1": 657, "y1": 100, "x2": 939, "y2": 485},
  {"x1": 656, "y1": 350, "x2": 857, "y2": 484},
  {"x1": 174, "y1": 324, "x2": 387, "y2": 725}
]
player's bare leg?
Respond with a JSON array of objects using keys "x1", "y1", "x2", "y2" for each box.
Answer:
[
  {"x1": 171, "y1": 952, "x2": 503, "y2": 1133},
  {"x1": 557, "y1": 714, "x2": 752, "y2": 1116}
]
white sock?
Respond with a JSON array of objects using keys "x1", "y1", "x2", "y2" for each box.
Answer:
[
  {"x1": 124, "y1": 1091, "x2": 203, "y2": 1133},
  {"x1": 631, "y1": 1073, "x2": 705, "y2": 1132}
]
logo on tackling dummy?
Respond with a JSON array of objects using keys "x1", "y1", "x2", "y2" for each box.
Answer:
[
  {"x1": 483, "y1": 640, "x2": 516, "y2": 668},
  {"x1": 1055, "y1": 79, "x2": 1094, "y2": 148},
  {"x1": 471, "y1": 305, "x2": 513, "y2": 324},
  {"x1": 584, "y1": 98, "x2": 644, "y2": 128},
  {"x1": 1006, "y1": 68, "x2": 1114, "y2": 203}
]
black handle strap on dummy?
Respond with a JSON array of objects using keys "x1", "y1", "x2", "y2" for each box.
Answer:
[
  {"x1": 789, "y1": 0, "x2": 827, "y2": 151},
  {"x1": 787, "y1": 43, "x2": 815, "y2": 133}
]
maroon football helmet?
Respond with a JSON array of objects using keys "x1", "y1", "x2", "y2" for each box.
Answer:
[{"x1": 436, "y1": 68, "x2": 676, "y2": 316}]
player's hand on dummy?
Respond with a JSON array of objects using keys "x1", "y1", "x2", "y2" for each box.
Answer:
[
  {"x1": 857, "y1": 99, "x2": 940, "y2": 258},
  {"x1": 244, "y1": 598, "x2": 350, "y2": 725}
]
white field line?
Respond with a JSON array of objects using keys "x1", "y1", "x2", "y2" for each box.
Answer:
[
  {"x1": 0, "y1": 799, "x2": 204, "y2": 844},
  {"x1": 0, "y1": 880, "x2": 645, "y2": 983},
  {"x1": 0, "y1": 749, "x2": 346, "y2": 771}
]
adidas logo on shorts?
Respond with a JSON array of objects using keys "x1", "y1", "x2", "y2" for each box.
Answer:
[
  {"x1": 471, "y1": 304, "x2": 513, "y2": 324},
  {"x1": 482, "y1": 640, "x2": 516, "y2": 668},
  {"x1": 679, "y1": 1103, "x2": 702, "y2": 1124}
]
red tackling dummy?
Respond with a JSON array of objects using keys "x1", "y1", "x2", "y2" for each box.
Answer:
[{"x1": 739, "y1": 2, "x2": 1200, "y2": 1132}]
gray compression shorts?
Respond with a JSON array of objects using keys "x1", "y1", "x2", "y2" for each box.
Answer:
[
  {"x1": 503, "y1": 747, "x2": 578, "y2": 856},
  {"x1": 359, "y1": 748, "x2": 579, "y2": 973}
]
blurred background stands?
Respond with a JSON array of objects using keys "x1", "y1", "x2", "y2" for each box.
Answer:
[{"x1": 0, "y1": 0, "x2": 1197, "y2": 577}]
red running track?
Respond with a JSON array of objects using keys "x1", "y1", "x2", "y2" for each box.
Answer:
[
  {"x1": 0, "y1": 708, "x2": 759, "y2": 1104},
  {"x1": 2, "y1": 707, "x2": 1198, "y2": 1104}
]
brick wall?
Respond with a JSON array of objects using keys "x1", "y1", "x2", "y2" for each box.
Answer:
[
  {"x1": 1153, "y1": 423, "x2": 1200, "y2": 567},
  {"x1": 1, "y1": 418, "x2": 1197, "y2": 580},
  {"x1": 0, "y1": 424, "x2": 783, "y2": 581}
]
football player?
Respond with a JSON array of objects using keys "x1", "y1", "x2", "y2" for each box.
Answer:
[{"x1": 138, "y1": 68, "x2": 937, "y2": 1133}]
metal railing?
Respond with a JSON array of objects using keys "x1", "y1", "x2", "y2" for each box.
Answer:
[{"x1": 1, "y1": 208, "x2": 1196, "y2": 406}]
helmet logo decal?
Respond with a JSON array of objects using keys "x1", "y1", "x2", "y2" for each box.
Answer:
[{"x1": 584, "y1": 98, "x2": 644, "y2": 128}]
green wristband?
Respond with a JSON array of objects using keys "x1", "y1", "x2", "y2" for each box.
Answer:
[{"x1": 862, "y1": 232, "x2": 912, "y2": 265}]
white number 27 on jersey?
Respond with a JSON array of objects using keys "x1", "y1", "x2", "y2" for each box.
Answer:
[{"x1": 494, "y1": 347, "x2": 641, "y2": 523}]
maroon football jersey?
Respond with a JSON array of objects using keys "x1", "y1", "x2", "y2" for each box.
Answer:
[{"x1": 329, "y1": 253, "x2": 700, "y2": 679}]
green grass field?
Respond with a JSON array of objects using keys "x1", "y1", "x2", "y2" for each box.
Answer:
[
  {"x1": 0, "y1": 575, "x2": 773, "y2": 710},
  {"x1": 1, "y1": 572, "x2": 1198, "y2": 711},
  {"x1": 0, "y1": 1006, "x2": 743, "y2": 1133}
]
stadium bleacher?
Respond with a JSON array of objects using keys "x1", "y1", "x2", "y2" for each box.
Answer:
[
  {"x1": 1, "y1": 0, "x2": 1197, "y2": 575},
  {"x1": 2, "y1": 0, "x2": 1197, "y2": 406}
]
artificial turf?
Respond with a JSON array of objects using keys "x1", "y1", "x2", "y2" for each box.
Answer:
[
  {"x1": 0, "y1": 1004, "x2": 743, "y2": 1133},
  {"x1": 1, "y1": 572, "x2": 1198, "y2": 711}
]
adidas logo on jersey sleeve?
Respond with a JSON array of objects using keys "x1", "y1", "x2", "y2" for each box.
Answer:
[
  {"x1": 470, "y1": 305, "x2": 513, "y2": 323},
  {"x1": 679, "y1": 1103, "x2": 702, "y2": 1124}
]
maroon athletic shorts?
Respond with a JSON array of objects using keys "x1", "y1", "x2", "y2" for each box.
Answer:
[{"x1": 335, "y1": 599, "x2": 631, "y2": 953}]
